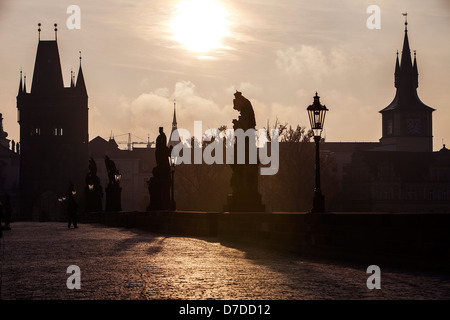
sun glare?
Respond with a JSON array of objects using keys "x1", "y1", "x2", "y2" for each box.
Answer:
[{"x1": 170, "y1": 0, "x2": 229, "y2": 52}]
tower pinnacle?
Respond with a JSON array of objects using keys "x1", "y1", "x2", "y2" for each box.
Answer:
[
  {"x1": 172, "y1": 99, "x2": 177, "y2": 128},
  {"x1": 169, "y1": 99, "x2": 179, "y2": 147},
  {"x1": 76, "y1": 51, "x2": 87, "y2": 96},
  {"x1": 18, "y1": 69, "x2": 23, "y2": 95},
  {"x1": 402, "y1": 12, "x2": 408, "y2": 31}
]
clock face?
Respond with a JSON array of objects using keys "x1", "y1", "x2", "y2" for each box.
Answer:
[{"x1": 407, "y1": 119, "x2": 421, "y2": 134}]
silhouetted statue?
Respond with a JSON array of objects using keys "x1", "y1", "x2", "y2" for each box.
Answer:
[
  {"x1": 89, "y1": 157, "x2": 97, "y2": 176},
  {"x1": 155, "y1": 127, "x2": 170, "y2": 168},
  {"x1": 105, "y1": 155, "x2": 119, "y2": 185},
  {"x1": 104, "y1": 156, "x2": 122, "y2": 212},
  {"x1": 232, "y1": 91, "x2": 256, "y2": 131},
  {"x1": 85, "y1": 157, "x2": 103, "y2": 212},
  {"x1": 147, "y1": 127, "x2": 171, "y2": 210},
  {"x1": 67, "y1": 182, "x2": 78, "y2": 228},
  {"x1": 224, "y1": 91, "x2": 265, "y2": 212}
]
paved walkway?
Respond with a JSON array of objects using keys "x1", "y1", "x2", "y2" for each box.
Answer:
[{"x1": 1, "y1": 222, "x2": 450, "y2": 300}]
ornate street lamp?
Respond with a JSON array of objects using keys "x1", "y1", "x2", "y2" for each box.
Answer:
[
  {"x1": 307, "y1": 92, "x2": 328, "y2": 213},
  {"x1": 168, "y1": 155, "x2": 177, "y2": 210}
]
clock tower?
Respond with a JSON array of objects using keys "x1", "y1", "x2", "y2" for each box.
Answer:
[{"x1": 379, "y1": 19, "x2": 435, "y2": 152}]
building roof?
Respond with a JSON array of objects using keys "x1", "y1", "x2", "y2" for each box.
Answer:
[
  {"x1": 30, "y1": 40, "x2": 64, "y2": 95},
  {"x1": 89, "y1": 136, "x2": 155, "y2": 159},
  {"x1": 439, "y1": 144, "x2": 450, "y2": 154},
  {"x1": 322, "y1": 142, "x2": 381, "y2": 153}
]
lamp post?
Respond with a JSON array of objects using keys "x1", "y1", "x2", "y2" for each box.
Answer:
[
  {"x1": 307, "y1": 92, "x2": 328, "y2": 213},
  {"x1": 168, "y1": 155, "x2": 177, "y2": 210}
]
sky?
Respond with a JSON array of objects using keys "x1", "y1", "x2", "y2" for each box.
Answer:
[{"x1": 0, "y1": 0, "x2": 449, "y2": 150}]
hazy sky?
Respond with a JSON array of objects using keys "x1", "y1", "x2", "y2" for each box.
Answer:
[{"x1": 0, "y1": 0, "x2": 449, "y2": 150}]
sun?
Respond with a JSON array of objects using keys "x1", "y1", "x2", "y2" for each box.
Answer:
[{"x1": 170, "y1": 0, "x2": 229, "y2": 52}]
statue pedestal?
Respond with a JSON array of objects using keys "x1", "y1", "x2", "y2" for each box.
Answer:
[
  {"x1": 147, "y1": 166, "x2": 171, "y2": 211},
  {"x1": 224, "y1": 163, "x2": 265, "y2": 212},
  {"x1": 85, "y1": 183, "x2": 103, "y2": 212},
  {"x1": 105, "y1": 183, "x2": 122, "y2": 212}
]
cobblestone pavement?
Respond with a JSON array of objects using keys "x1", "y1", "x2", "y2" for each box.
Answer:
[{"x1": 1, "y1": 222, "x2": 450, "y2": 300}]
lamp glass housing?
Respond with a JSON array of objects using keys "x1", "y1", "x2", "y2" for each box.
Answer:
[{"x1": 307, "y1": 93, "x2": 328, "y2": 137}]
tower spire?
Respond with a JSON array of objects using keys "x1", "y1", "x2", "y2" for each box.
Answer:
[
  {"x1": 400, "y1": 19, "x2": 412, "y2": 71},
  {"x1": 172, "y1": 99, "x2": 177, "y2": 128},
  {"x1": 402, "y1": 12, "x2": 408, "y2": 31},
  {"x1": 23, "y1": 74, "x2": 27, "y2": 93},
  {"x1": 412, "y1": 50, "x2": 418, "y2": 88},
  {"x1": 54, "y1": 23, "x2": 58, "y2": 41},
  {"x1": 70, "y1": 68, "x2": 74, "y2": 87},
  {"x1": 394, "y1": 51, "x2": 400, "y2": 88},
  {"x1": 380, "y1": 18, "x2": 434, "y2": 114},
  {"x1": 38, "y1": 23, "x2": 41, "y2": 41},
  {"x1": 18, "y1": 69, "x2": 23, "y2": 95},
  {"x1": 169, "y1": 99, "x2": 179, "y2": 147},
  {"x1": 76, "y1": 51, "x2": 87, "y2": 96}
]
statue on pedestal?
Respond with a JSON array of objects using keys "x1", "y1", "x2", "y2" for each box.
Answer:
[
  {"x1": 104, "y1": 155, "x2": 121, "y2": 212},
  {"x1": 147, "y1": 127, "x2": 171, "y2": 211},
  {"x1": 85, "y1": 157, "x2": 103, "y2": 212},
  {"x1": 224, "y1": 91, "x2": 265, "y2": 212}
]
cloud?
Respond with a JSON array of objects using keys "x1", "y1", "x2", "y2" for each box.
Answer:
[
  {"x1": 275, "y1": 45, "x2": 383, "y2": 86},
  {"x1": 276, "y1": 45, "x2": 328, "y2": 79},
  {"x1": 225, "y1": 82, "x2": 262, "y2": 96},
  {"x1": 91, "y1": 80, "x2": 237, "y2": 144}
]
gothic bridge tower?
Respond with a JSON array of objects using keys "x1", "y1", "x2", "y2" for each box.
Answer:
[{"x1": 17, "y1": 24, "x2": 88, "y2": 220}]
